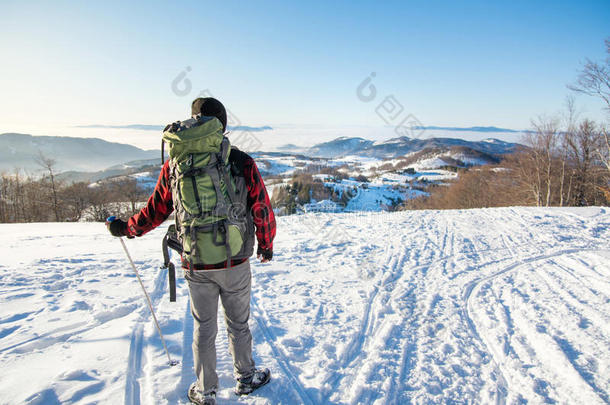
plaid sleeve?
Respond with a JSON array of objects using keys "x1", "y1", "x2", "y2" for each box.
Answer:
[
  {"x1": 126, "y1": 161, "x2": 174, "y2": 237},
  {"x1": 244, "y1": 158, "x2": 276, "y2": 250}
]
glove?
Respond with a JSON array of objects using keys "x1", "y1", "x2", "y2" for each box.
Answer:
[
  {"x1": 257, "y1": 246, "x2": 273, "y2": 262},
  {"x1": 105, "y1": 216, "x2": 132, "y2": 238}
]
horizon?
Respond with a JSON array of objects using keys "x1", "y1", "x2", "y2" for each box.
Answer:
[{"x1": 0, "y1": 124, "x2": 525, "y2": 153}]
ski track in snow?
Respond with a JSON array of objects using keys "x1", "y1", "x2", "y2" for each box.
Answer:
[
  {"x1": 0, "y1": 207, "x2": 609, "y2": 404},
  {"x1": 251, "y1": 298, "x2": 316, "y2": 405},
  {"x1": 124, "y1": 260, "x2": 168, "y2": 405}
]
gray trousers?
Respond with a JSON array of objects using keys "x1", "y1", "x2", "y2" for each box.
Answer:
[{"x1": 185, "y1": 260, "x2": 256, "y2": 393}]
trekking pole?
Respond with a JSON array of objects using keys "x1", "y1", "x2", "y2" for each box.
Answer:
[{"x1": 118, "y1": 237, "x2": 179, "y2": 367}]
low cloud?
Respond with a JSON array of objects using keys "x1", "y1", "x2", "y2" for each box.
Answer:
[
  {"x1": 413, "y1": 125, "x2": 521, "y2": 133},
  {"x1": 75, "y1": 124, "x2": 165, "y2": 131},
  {"x1": 75, "y1": 124, "x2": 273, "y2": 132}
]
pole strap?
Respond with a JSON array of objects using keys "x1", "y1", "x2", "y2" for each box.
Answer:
[{"x1": 162, "y1": 231, "x2": 178, "y2": 303}]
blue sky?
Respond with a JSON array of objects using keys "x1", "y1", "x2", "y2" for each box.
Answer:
[{"x1": 0, "y1": 0, "x2": 608, "y2": 144}]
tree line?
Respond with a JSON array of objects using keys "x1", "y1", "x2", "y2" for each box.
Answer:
[
  {"x1": 407, "y1": 117, "x2": 609, "y2": 209},
  {"x1": 0, "y1": 155, "x2": 150, "y2": 223}
]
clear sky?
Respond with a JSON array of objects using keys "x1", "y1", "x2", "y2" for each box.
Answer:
[{"x1": 0, "y1": 0, "x2": 608, "y2": 147}]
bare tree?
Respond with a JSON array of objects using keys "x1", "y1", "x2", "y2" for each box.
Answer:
[
  {"x1": 0, "y1": 172, "x2": 14, "y2": 222},
  {"x1": 60, "y1": 182, "x2": 93, "y2": 222},
  {"x1": 599, "y1": 127, "x2": 610, "y2": 173},
  {"x1": 35, "y1": 152, "x2": 61, "y2": 221},
  {"x1": 523, "y1": 117, "x2": 561, "y2": 206},
  {"x1": 568, "y1": 39, "x2": 610, "y2": 199},
  {"x1": 564, "y1": 119, "x2": 603, "y2": 205},
  {"x1": 557, "y1": 97, "x2": 579, "y2": 206},
  {"x1": 112, "y1": 178, "x2": 148, "y2": 215},
  {"x1": 87, "y1": 182, "x2": 118, "y2": 222},
  {"x1": 568, "y1": 38, "x2": 610, "y2": 111}
]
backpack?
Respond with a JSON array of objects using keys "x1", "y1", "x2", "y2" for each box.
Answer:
[{"x1": 161, "y1": 115, "x2": 252, "y2": 274}]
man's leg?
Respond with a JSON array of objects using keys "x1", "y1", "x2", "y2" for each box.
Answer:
[
  {"x1": 187, "y1": 276, "x2": 220, "y2": 393},
  {"x1": 218, "y1": 261, "x2": 256, "y2": 379}
]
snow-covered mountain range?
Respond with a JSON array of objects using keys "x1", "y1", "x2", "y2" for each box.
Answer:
[
  {"x1": 303, "y1": 136, "x2": 519, "y2": 159},
  {"x1": 0, "y1": 133, "x2": 521, "y2": 177},
  {"x1": 0, "y1": 132, "x2": 522, "y2": 214}
]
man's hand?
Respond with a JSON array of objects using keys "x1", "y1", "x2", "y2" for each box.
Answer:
[
  {"x1": 105, "y1": 216, "x2": 133, "y2": 238},
  {"x1": 257, "y1": 246, "x2": 272, "y2": 263}
]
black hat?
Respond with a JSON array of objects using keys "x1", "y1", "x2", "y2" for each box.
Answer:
[{"x1": 191, "y1": 97, "x2": 227, "y2": 131}]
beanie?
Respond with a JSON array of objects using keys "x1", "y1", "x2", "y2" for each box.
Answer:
[{"x1": 191, "y1": 97, "x2": 227, "y2": 132}]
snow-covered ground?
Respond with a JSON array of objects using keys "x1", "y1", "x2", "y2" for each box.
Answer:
[{"x1": 1, "y1": 207, "x2": 609, "y2": 404}]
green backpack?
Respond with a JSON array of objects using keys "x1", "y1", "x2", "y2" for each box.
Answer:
[{"x1": 162, "y1": 115, "x2": 247, "y2": 270}]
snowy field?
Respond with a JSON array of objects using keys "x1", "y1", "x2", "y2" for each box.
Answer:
[{"x1": 0, "y1": 207, "x2": 609, "y2": 404}]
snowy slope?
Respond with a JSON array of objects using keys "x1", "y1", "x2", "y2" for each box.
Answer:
[{"x1": 0, "y1": 207, "x2": 609, "y2": 404}]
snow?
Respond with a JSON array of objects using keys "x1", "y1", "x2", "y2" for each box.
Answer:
[
  {"x1": 262, "y1": 181, "x2": 283, "y2": 201},
  {"x1": 415, "y1": 170, "x2": 459, "y2": 182},
  {"x1": 492, "y1": 167, "x2": 510, "y2": 173},
  {"x1": 409, "y1": 157, "x2": 448, "y2": 170},
  {"x1": 132, "y1": 171, "x2": 159, "y2": 192},
  {"x1": 253, "y1": 156, "x2": 299, "y2": 177},
  {"x1": 372, "y1": 172, "x2": 410, "y2": 184},
  {"x1": 1, "y1": 207, "x2": 609, "y2": 404},
  {"x1": 334, "y1": 155, "x2": 381, "y2": 169},
  {"x1": 302, "y1": 200, "x2": 342, "y2": 213},
  {"x1": 343, "y1": 185, "x2": 412, "y2": 211}
]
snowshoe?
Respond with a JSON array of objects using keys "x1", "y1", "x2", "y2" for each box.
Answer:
[
  {"x1": 234, "y1": 368, "x2": 271, "y2": 395},
  {"x1": 188, "y1": 382, "x2": 216, "y2": 405}
]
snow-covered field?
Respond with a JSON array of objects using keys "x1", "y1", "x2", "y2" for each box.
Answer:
[{"x1": 1, "y1": 207, "x2": 609, "y2": 404}]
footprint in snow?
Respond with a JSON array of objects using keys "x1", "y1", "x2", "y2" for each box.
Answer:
[
  {"x1": 0, "y1": 325, "x2": 20, "y2": 339},
  {"x1": 93, "y1": 303, "x2": 139, "y2": 323},
  {"x1": 25, "y1": 388, "x2": 61, "y2": 405},
  {"x1": 59, "y1": 369, "x2": 98, "y2": 381}
]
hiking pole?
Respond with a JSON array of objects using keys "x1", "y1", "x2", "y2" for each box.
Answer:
[{"x1": 118, "y1": 237, "x2": 179, "y2": 367}]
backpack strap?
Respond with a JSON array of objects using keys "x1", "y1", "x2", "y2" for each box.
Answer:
[
  {"x1": 211, "y1": 220, "x2": 232, "y2": 270},
  {"x1": 218, "y1": 138, "x2": 241, "y2": 210},
  {"x1": 188, "y1": 224, "x2": 197, "y2": 276},
  {"x1": 228, "y1": 147, "x2": 248, "y2": 175},
  {"x1": 161, "y1": 140, "x2": 165, "y2": 165},
  {"x1": 162, "y1": 227, "x2": 181, "y2": 302},
  {"x1": 187, "y1": 154, "x2": 203, "y2": 216}
]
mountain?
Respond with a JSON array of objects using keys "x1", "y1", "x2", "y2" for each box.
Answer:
[
  {"x1": 0, "y1": 133, "x2": 160, "y2": 173},
  {"x1": 2, "y1": 132, "x2": 519, "y2": 182},
  {"x1": 305, "y1": 136, "x2": 520, "y2": 159},
  {"x1": 56, "y1": 158, "x2": 162, "y2": 184},
  {"x1": 306, "y1": 136, "x2": 375, "y2": 157},
  {"x1": 390, "y1": 145, "x2": 502, "y2": 169},
  {"x1": 275, "y1": 143, "x2": 307, "y2": 154}
]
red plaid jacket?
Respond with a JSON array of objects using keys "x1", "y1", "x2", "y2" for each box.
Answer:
[{"x1": 125, "y1": 150, "x2": 276, "y2": 268}]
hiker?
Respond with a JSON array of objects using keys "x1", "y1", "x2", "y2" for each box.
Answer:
[{"x1": 106, "y1": 97, "x2": 276, "y2": 405}]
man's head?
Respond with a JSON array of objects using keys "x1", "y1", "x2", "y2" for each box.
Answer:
[{"x1": 191, "y1": 97, "x2": 227, "y2": 132}]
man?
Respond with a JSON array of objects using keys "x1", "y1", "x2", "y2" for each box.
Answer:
[{"x1": 106, "y1": 98, "x2": 276, "y2": 405}]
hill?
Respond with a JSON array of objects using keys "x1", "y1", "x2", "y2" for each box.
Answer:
[
  {"x1": 0, "y1": 207, "x2": 608, "y2": 404},
  {"x1": 0, "y1": 133, "x2": 159, "y2": 173},
  {"x1": 1, "y1": 132, "x2": 519, "y2": 177},
  {"x1": 1, "y1": 133, "x2": 520, "y2": 214},
  {"x1": 302, "y1": 136, "x2": 520, "y2": 159}
]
